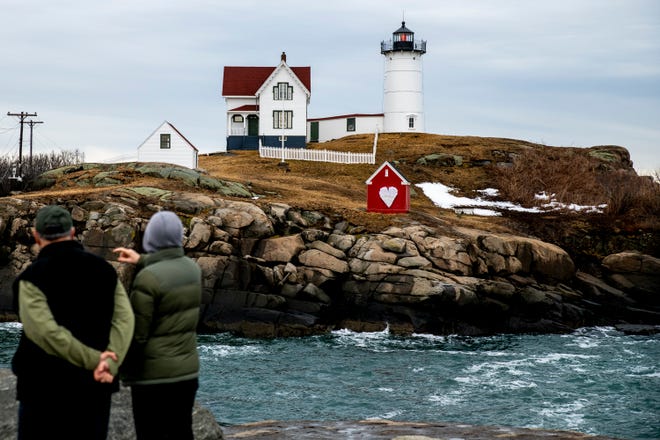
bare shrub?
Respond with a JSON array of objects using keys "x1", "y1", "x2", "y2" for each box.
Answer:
[
  {"x1": 490, "y1": 147, "x2": 606, "y2": 207},
  {"x1": 0, "y1": 149, "x2": 84, "y2": 196},
  {"x1": 600, "y1": 171, "x2": 660, "y2": 219},
  {"x1": 490, "y1": 147, "x2": 660, "y2": 224}
]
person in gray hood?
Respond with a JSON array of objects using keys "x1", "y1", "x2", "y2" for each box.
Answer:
[{"x1": 114, "y1": 210, "x2": 202, "y2": 440}]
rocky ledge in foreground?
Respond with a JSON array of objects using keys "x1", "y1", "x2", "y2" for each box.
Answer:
[
  {"x1": 1, "y1": 188, "x2": 659, "y2": 337},
  {"x1": 0, "y1": 369, "x2": 224, "y2": 440},
  {"x1": 221, "y1": 419, "x2": 623, "y2": 440}
]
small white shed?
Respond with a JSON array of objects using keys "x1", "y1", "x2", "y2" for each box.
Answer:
[{"x1": 137, "y1": 121, "x2": 199, "y2": 169}]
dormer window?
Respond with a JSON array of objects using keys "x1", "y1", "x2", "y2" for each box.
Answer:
[{"x1": 273, "y1": 82, "x2": 293, "y2": 100}]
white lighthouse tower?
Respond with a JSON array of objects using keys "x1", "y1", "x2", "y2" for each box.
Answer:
[{"x1": 381, "y1": 21, "x2": 426, "y2": 133}]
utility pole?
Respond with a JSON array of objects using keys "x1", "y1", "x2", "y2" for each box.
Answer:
[
  {"x1": 27, "y1": 120, "x2": 44, "y2": 169},
  {"x1": 7, "y1": 111, "x2": 38, "y2": 176}
]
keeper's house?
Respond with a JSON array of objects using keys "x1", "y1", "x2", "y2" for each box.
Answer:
[
  {"x1": 307, "y1": 113, "x2": 383, "y2": 143},
  {"x1": 137, "y1": 121, "x2": 199, "y2": 169},
  {"x1": 222, "y1": 52, "x2": 311, "y2": 150}
]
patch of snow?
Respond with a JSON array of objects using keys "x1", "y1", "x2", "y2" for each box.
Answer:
[{"x1": 416, "y1": 183, "x2": 607, "y2": 217}]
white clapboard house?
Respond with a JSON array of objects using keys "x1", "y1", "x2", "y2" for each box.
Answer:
[
  {"x1": 137, "y1": 121, "x2": 199, "y2": 169},
  {"x1": 222, "y1": 52, "x2": 311, "y2": 150}
]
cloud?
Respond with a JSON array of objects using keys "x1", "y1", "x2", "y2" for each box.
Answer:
[{"x1": 0, "y1": 0, "x2": 658, "y2": 169}]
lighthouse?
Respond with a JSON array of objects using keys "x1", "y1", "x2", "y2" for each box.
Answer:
[{"x1": 381, "y1": 21, "x2": 426, "y2": 133}]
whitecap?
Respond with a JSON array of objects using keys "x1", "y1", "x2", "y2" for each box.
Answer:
[
  {"x1": 538, "y1": 399, "x2": 589, "y2": 430},
  {"x1": 504, "y1": 380, "x2": 538, "y2": 390},
  {"x1": 428, "y1": 394, "x2": 462, "y2": 405},
  {"x1": 368, "y1": 410, "x2": 402, "y2": 420},
  {"x1": 532, "y1": 352, "x2": 597, "y2": 364},
  {"x1": 198, "y1": 344, "x2": 261, "y2": 358}
]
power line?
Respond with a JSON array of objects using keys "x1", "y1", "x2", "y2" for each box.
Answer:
[
  {"x1": 7, "y1": 111, "x2": 37, "y2": 176},
  {"x1": 27, "y1": 120, "x2": 44, "y2": 168}
]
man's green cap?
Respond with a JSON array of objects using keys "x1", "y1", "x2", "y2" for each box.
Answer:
[{"x1": 35, "y1": 205, "x2": 73, "y2": 237}]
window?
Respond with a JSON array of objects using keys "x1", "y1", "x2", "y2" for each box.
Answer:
[
  {"x1": 232, "y1": 115, "x2": 244, "y2": 123},
  {"x1": 346, "y1": 117, "x2": 356, "y2": 132},
  {"x1": 408, "y1": 117, "x2": 415, "y2": 129},
  {"x1": 160, "y1": 133, "x2": 171, "y2": 149},
  {"x1": 273, "y1": 110, "x2": 293, "y2": 129},
  {"x1": 273, "y1": 82, "x2": 293, "y2": 100}
]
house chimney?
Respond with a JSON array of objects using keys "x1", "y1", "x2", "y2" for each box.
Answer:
[{"x1": 281, "y1": 51, "x2": 287, "y2": 63}]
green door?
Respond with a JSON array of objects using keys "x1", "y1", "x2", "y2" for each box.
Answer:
[
  {"x1": 247, "y1": 115, "x2": 259, "y2": 136},
  {"x1": 310, "y1": 121, "x2": 319, "y2": 142}
]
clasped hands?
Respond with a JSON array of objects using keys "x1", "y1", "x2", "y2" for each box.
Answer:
[
  {"x1": 92, "y1": 247, "x2": 139, "y2": 383},
  {"x1": 94, "y1": 351, "x2": 117, "y2": 383}
]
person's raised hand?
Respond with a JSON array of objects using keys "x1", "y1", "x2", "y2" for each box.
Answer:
[{"x1": 113, "y1": 247, "x2": 140, "y2": 264}]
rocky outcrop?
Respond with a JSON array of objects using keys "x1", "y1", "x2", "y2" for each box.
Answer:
[
  {"x1": 1, "y1": 190, "x2": 658, "y2": 337},
  {"x1": 0, "y1": 369, "x2": 224, "y2": 439},
  {"x1": 221, "y1": 419, "x2": 624, "y2": 440},
  {"x1": 29, "y1": 162, "x2": 254, "y2": 198}
]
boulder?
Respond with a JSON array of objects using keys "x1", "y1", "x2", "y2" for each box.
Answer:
[{"x1": 255, "y1": 234, "x2": 306, "y2": 263}]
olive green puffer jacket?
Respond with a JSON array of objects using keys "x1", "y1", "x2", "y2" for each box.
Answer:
[{"x1": 122, "y1": 247, "x2": 201, "y2": 385}]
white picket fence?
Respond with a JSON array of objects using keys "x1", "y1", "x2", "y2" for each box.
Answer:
[
  {"x1": 259, "y1": 131, "x2": 378, "y2": 165},
  {"x1": 259, "y1": 146, "x2": 375, "y2": 164}
]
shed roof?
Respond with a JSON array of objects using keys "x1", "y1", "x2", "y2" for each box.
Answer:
[{"x1": 365, "y1": 161, "x2": 410, "y2": 185}]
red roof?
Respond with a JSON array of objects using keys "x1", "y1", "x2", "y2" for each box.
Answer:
[
  {"x1": 308, "y1": 113, "x2": 383, "y2": 122},
  {"x1": 222, "y1": 66, "x2": 311, "y2": 96},
  {"x1": 229, "y1": 105, "x2": 259, "y2": 112}
]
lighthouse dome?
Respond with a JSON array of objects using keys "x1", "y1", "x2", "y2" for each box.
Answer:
[{"x1": 381, "y1": 21, "x2": 426, "y2": 54}]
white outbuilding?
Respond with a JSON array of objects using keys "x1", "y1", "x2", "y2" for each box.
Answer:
[{"x1": 137, "y1": 121, "x2": 199, "y2": 169}]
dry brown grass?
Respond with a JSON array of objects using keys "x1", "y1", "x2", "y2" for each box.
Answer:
[
  {"x1": 199, "y1": 133, "x2": 546, "y2": 232},
  {"x1": 199, "y1": 133, "x2": 658, "y2": 233},
  {"x1": 8, "y1": 132, "x2": 657, "y2": 236}
]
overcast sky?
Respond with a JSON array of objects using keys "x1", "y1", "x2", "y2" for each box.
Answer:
[{"x1": 1, "y1": 0, "x2": 658, "y2": 172}]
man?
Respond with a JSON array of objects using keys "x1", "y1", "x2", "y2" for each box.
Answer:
[
  {"x1": 12, "y1": 205, "x2": 135, "y2": 440},
  {"x1": 114, "y1": 210, "x2": 202, "y2": 440}
]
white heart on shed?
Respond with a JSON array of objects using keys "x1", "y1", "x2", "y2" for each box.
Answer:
[{"x1": 379, "y1": 186, "x2": 398, "y2": 207}]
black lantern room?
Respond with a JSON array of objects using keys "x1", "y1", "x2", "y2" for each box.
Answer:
[
  {"x1": 381, "y1": 21, "x2": 426, "y2": 54},
  {"x1": 393, "y1": 21, "x2": 414, "y2": 50}
]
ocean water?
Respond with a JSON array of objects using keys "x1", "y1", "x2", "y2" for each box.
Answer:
[{"x1": 1, "y1": 323, "x2": 658, "y2": 440}]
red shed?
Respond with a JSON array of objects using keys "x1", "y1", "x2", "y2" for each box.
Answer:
[{"x1": 365, "y1": 161, "x2": 410, "y2": 213}]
